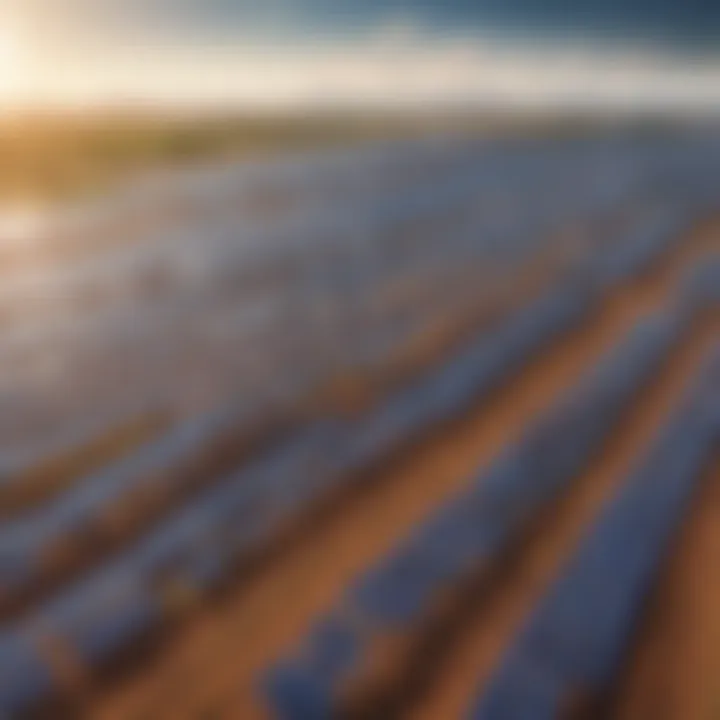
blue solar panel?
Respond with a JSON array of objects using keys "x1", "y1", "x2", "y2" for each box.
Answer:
[{"x1": 473, "y1": 354, "x2": 720, "y2": 718}]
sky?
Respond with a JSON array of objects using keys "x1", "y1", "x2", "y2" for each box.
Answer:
[{"x1": 1, "y1": 0, "x2": 719, "y2": 111}]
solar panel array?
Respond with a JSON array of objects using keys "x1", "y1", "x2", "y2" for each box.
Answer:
[{"x1": 0, "y1": 130, "x2": 718, "y2": 719}]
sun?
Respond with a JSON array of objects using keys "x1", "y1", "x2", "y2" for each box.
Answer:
[{"x1": 0, "y1": 23, "x2": 28, "y2": 100}]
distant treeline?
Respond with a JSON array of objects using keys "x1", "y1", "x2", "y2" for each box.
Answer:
[{"x1": 0, "y1": 108, "x2": 698, "y2": 204}]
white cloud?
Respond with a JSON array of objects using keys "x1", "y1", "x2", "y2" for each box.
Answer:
[{"x1": 1, "y1": 11, "x2": 719, "y2": 115}]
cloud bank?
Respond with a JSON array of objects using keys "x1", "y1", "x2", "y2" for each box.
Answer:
[{"x1": 1, "y1": 3, "x2": 719, "y2": 114}]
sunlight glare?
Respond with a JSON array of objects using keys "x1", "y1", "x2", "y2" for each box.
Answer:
[{"x1": 0, "y1": 21, "x2": 29, "y2": 102}]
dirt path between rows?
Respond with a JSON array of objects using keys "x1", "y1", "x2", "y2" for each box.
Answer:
[
  {"x1": 611, "y1": 458, "x2": 720, "y2": 720},
  {"x1": 409, "y1": 318, "x2": 719, "y2": 720}
]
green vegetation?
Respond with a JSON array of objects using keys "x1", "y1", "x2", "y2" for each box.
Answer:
[
  {"x1": 0, "y1": 110, "x2": 465, "y2": 204},
  {"x1": 0, "y1": 108, "x2": 681, "y2": 205}
]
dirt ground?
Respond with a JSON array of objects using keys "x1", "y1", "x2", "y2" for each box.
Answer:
[{"x1": 79, "y1": 220, "x2": 720, "y2": 719}]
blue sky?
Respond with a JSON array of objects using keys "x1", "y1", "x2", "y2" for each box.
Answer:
[
  {"x1": 199, "y1": 0, "x2": 719, "y2": 47},
  {"x1": 18, "y1": 0, "x2": 720, "y2": 50}
]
